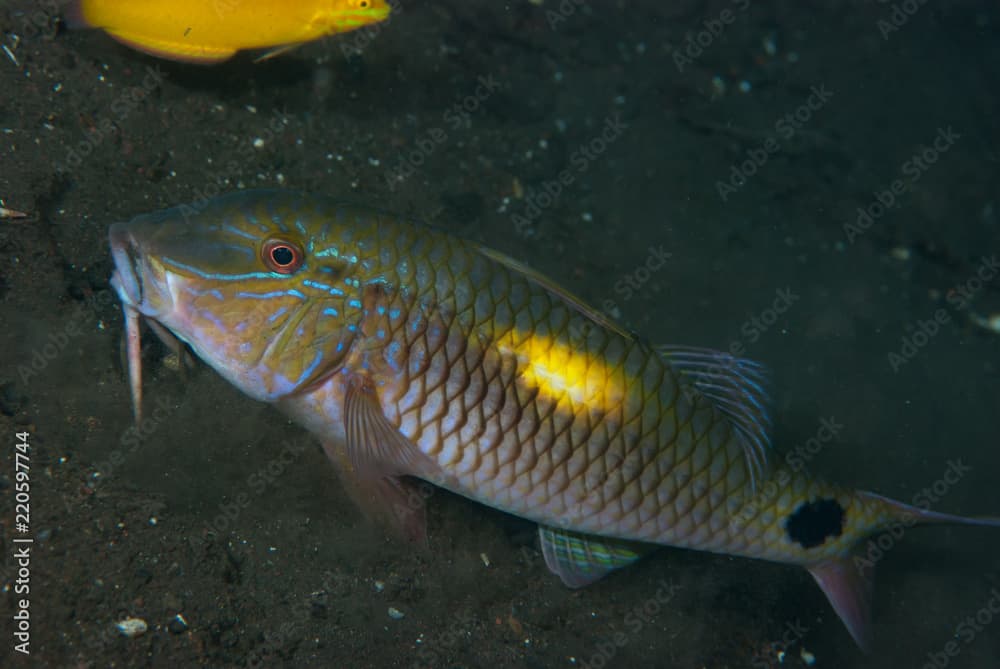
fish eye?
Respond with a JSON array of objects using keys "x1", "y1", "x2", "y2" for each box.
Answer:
[
  {"x1": 262, "y1": 239, "x2": 304, "y2": 274},
  {"x1": 357, "y1": 0, "x2": 370, "y2": 8}
]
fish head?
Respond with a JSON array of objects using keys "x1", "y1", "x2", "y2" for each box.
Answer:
[
  {"x1": 318, "y1": 0, "x2": 392, "y2": 33},
  {"x1": 109, "y1": 190, "x2": 367, "y2": 403}
]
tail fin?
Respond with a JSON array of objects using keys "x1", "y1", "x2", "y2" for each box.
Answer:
[
  {"x1": 807, "y1": 491, "x2": 1000, "y2": 652},
  {"x1": 861, "y1": 490, "x2": 1000, "y2": 528},
  {"x1": 808, "y1": 556, "x2": 874, "y2": 651}
]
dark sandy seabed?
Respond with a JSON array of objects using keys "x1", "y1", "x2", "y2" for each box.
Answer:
[{"x1": 1, "y1": 0, "x2": 1000, "y2": 667}]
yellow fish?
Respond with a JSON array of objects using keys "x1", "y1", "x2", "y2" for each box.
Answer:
[{"x1": 68, "y1": 0, "x2": 392, "y2": 64}]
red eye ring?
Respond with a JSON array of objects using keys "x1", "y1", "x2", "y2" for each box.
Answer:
[{"x1": 261, "y1": 239, "x2": 304, "y2": 274}]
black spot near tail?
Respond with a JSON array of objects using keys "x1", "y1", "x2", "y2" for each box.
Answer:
[{"x1": 786, "y1": 498, "x2": 846, "y2": 549}]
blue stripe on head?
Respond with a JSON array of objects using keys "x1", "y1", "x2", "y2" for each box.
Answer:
[
  {"x1": 316, "y1": 247, "x2": 341, "y2": 259},
  {"x1": 222, "y1": 221, "x2": 260, "y2": 241},
  {"x1": 161, "y1": 258, "x2": 276, "y2": 281},
  {"x1": 265, "y1": 200, "x2": 289, "y2": 233},
  {"x1": 241, "y1": 207, "x2": 268, "y2": 233},
  {"x1": 235, "y1": 289, "x2": 307, "y2": 300}
]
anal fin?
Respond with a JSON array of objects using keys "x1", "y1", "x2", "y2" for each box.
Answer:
[{"x1": 538, "y1": 525, "x2": 655, "y2": 588}]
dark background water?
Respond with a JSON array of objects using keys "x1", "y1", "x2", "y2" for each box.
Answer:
[{"x1": 1, "y1": 1, "x2": 999, "y2": 667}]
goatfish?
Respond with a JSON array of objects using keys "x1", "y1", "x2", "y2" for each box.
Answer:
[
  {"x1": 67, "y1": 0, "x2": 391, "y2": 64},
  {"x1": 108, "y1": 190, "x2": 1000, "y2": 651}
]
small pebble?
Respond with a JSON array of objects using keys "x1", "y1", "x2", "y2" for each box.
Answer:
[
  {"x1": 711, "y1": 75, "x2": 726, "y2": 97},
  {"x1": 387, "y1": 607, "x2": 405, "y2": 620},
  {"x1": 373, "y1": 580, "x2": 385, "y2": 593},
  {"x1": 890, "y1": 246, "x2": 911, "y2": 261},
  {"x1": 972, "y1": 312, "x2": 1000, "y2": 334},
  {"x1": 763, "y1": 32, "x2": 778, "y2": 56},
  {"x1": 800, "y1": 647, "x2": 816, "y2": 665},
  {"x1": 168, "y1": 614, "x2": 188, "y2": 634},
  {"x1": 116, "y1": 617, "x2": 148, "y2": 638}
]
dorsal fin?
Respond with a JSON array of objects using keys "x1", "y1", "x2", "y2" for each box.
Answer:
[
  {"x1": 475, "y1": 245, "x2": 633, "y2": 340},
  {"x1": 656, "y1": 345, "x2": 772, "y2": 492}
]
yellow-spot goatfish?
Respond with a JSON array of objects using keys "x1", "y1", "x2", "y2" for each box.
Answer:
[
  {"x1": 108, "y1": 190, "x2": 1000, "y2": 651},
  {"x1": 68, "y1": 0, "x2": 391, "y2": 64}
]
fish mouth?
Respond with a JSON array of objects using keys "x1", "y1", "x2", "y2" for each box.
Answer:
[
  {"x1": 109, "y1": 222, "x2": 145, "y2": 310},
  {"x1": 109, "y1": 221, "x2": 179, "y2": 425}
]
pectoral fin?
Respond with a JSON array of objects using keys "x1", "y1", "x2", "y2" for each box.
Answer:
[
  {"x1": 539, "y1": 525, "x2": 656, "y2": 588},
  {"x1": 327, "y1": 374, "x2": 444, "y2": 544},
  {"x1": 253, "y1": 43, "x2": 305, "y2": 63}
]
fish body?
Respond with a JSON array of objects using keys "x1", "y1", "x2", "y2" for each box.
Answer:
[
  {"x1": 109, "y1": 190, "x2": 1000, "y2": 650},
  {"x1": 69, "y1": 0, "x2": 391, "y2": 64}
]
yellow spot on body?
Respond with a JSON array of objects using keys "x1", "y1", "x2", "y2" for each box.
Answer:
[{"x1": 499, "y1": 331, "x2": 625, "y2": 412}]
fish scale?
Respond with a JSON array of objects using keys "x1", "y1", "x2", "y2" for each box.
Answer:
[
  {"x1": 331, "y1": 215, "x2": 860, "y2": 562},
  {"x1": 109, "y1": 190, "x2": 1000, "y2": 651}
]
